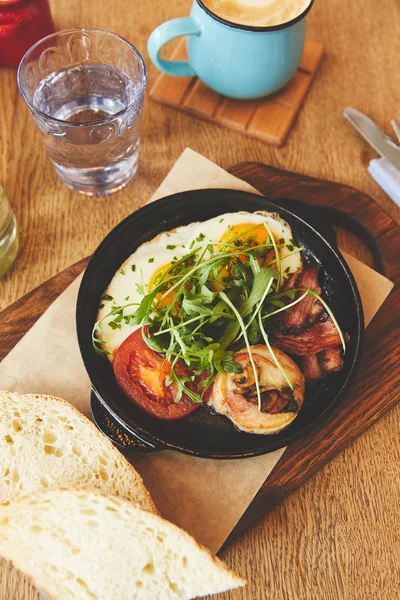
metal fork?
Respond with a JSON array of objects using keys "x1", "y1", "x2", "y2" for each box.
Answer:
[{"x1": 391, "y1": 117, "x2": 400, "y2": 144}]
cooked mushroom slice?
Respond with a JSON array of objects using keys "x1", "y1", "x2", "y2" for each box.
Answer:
[{"x1": 208, "y1": 345, "x2": 305, "y2": 435}]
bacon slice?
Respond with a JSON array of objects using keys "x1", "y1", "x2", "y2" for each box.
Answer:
[
  {"x1": 270, "y1": 265, "x2": 347, "y2": 382},
  {"x1": 298, "y1": 353, "x2": 320, "y2": 383},
  {"x1": 322, "y1": 346, "x2": 344, "y2": 373},
  {"x1": 272, "y1": 318, "x2": 342, "y2": 356},
  {"x1": 277, "y1": 266, "x2": 325, "y2": 335},
  {"x1": 208, "y1": 345, "x2": 305, "y2": 435},
  {"x1": 298, "y1": 347, "x2": 344, "y2": 385}
]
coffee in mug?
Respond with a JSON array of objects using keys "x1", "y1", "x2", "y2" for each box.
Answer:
[
  {"x1": 202, "y1": 0, "x2": 312, "y2": 28},
  {"x1": 148, "y1": 0, "x2": 314, "y2": 100}
]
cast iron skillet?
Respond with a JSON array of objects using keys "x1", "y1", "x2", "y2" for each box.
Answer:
[{"x1": 76, "y1": 189, "x2": 364, "y2": 458}]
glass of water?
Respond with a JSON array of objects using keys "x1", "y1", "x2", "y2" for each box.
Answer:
[
  {"x1": 0, "y1": 186, "x2": 18, "y2": 280},
  {"x1": 17, "y1": 28, "x2": 146, "y2": 196}
]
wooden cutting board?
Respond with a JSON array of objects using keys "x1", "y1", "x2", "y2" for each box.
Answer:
[{"x1": 1, "y1": 163, "x2": 399, "y2": 546}]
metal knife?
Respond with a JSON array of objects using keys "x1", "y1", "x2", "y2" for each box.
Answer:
[{"x1": 344, "y1": 107, "x2": 400, "y2": 172}]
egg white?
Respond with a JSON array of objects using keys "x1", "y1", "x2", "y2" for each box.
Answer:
[{"x1": 97, "y1": 211, "x2": 302, "y2": 358}]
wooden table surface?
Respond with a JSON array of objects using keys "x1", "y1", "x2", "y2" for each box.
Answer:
[{"x1": 0, "y1": 0, "x2": 399, "y2": 599}]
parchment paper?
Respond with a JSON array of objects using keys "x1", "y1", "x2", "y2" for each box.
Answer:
[{"x1": 0, "y1": 149, "x2": 394, "y2": 554}]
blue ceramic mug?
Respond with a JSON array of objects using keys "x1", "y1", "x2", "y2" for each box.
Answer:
[{"x1": 148, "y1": 0, "x2": 314, "y2": 100}]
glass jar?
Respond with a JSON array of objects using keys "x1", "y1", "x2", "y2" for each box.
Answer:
[
  {"x1": 0, "y1": 0, "x2": 54, "y2": 68},
  {"x1": 0, "y1": 186, "x2": 18, "y2": 279}
]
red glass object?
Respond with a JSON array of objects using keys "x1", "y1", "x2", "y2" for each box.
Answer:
[{"x1": 0, "y1": 0, "x2": 54, "y2": 68}]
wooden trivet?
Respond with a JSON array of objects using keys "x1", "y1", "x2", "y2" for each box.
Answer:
[
  {"x1": 149, "y1": 39, "x2": 324, "y2": 146},
  {"x1": 1, "y1": 165, "x2": 398, "y2": 547}
]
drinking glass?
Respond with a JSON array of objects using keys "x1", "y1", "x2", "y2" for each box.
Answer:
[
  {"x1": 0, "y1": 186, "x2": 18, "y2": 280},
  {"x1": 17, "y1": 28, "x2": 147, "y2": 196}
]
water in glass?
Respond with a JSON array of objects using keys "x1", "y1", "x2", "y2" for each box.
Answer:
[
  {"x1": 0, "y1": 187, "x2": 18, "y2": 280},
  {"x1": 17, "y1": 29, "x2": 146, "y2": 196},
  {"x1": 33, "y1": 64, "x2": 140, "y2": 194}
]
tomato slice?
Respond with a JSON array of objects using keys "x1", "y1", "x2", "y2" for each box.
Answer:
[{"x1": 112, "y1": 327, "x2": 204, "y2": 421}]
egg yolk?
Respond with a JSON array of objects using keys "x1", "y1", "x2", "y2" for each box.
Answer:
[
  {"x1": 211, "y1": 223, "x2": 278, "y2": 290},
  {"x1": 148, "y1": 223, "x2": 281, "y2": 303},
  {"x1": 148, "y1": 263, "x2": 176, "y2": 308},
  {"x1": 222, "y1": 223, "x2": 270, "y2": 250}
]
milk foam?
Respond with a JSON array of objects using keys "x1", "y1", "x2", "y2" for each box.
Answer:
[{"x1": 203, "y1": 0, "x2": 312, "y2": 27}]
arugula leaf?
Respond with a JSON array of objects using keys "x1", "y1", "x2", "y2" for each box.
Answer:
[
  {"x1": 166, "y1": 366, "x2": 202, "y2": 403},
  {"x1": 141, "y1": 330, "x2": 164, "y2": 353},
  {"x1": 248, "y1": 254, "x2": 261, "y2": 276},
  {"x1": 241, "y1": 268, "x2": 278, "y2": 317},
  {"x1": 198, "y1": 285, "x2": 215, "y2": 303},
  {"x1": 220, "y1": 359, "x2": 242, "y2": 374},
  {"x1": 132, "y1": 290, "x2": 159, "y2": 325},
  {"x1": 218, "y1": 320, "x2": 241, "y2": 349},
  {"x1": 181, "y1": 298, "x2": 214, "y2": 317}
]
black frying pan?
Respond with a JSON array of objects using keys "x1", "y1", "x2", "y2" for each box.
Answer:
[{"x1": 76, "y1": 189, "x2": 364, "y2": 458}]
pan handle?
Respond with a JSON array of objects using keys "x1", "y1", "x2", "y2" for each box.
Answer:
[
  {"x1": 90, "y1": 390, "x2": 164, "y2": 452},
  {"x1": 272, "y1": 198, "x2": 385, "y2": 275},
  {"x1": 320, "y1": 206, "x2": 386, "y2": 275},
  {"x1": 271, "y1": 197, "x2": 338, "y2": 250}
]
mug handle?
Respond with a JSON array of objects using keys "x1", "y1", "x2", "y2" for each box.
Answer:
[{"x1": 147, "y1": 17, "x2": 200, "y2": 77}]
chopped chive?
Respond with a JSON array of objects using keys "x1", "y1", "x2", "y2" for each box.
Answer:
[
  {"x1": 167, "y1": 244, "x2": 176, "y2": 250},
  {"x1": 148, "y1": 258, "x2": 154, "y2": 263},
  {"x1": 131, "y1": 264, "x2": 136, "y2": 272}
]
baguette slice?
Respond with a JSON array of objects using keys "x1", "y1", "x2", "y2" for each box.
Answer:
[
  {"x1": 0, "y1": 391, "x2": 156, "y2": 513},
  {"x1": 0, "y1": 488, "x2": 245, "y2": 600}
]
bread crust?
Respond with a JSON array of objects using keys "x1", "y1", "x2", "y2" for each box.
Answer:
[
  {"x1": 0, "y1": 391, "x2": 157, "y2": 514},
  {"x1": 0, "y1": 488, "x2": 245, "y2": 600}
]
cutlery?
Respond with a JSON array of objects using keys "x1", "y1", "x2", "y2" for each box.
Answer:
[
  {"x1": 391, "y1": 117, "x2": 400, "y2": 144},
  {"x1": 344, "y1": 107, "x2": 400, "y2": 172}
]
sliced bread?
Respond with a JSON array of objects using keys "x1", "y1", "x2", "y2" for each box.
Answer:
[
  {"x1": 0, "y1": 488, "x2": 245, "y2": 600},
  {"x1": 0, "y1": 391, "x2": 156, "y2": 513}
]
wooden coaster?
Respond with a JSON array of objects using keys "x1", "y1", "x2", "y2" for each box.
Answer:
[{"x1": 149, "y1": 39, "x2": 324, "y2": 147}]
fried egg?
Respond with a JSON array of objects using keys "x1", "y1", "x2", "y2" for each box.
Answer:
[{"x1": 97, "y1": 211, "x2": 302, "y2": 358}]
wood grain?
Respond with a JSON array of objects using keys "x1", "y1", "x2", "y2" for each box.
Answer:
[
  {"x1": 1, "y1": 0, "x2": 400, "y2": 598},
  {"x1": 224, "y1": 164, "x2": 400, "y2": 540},
  {"x1": 1, "y1": 166, "x2": 399, "y2": 600},
  {"x1": 149, "y1": 39, "x2": 323, "y2": 146}
]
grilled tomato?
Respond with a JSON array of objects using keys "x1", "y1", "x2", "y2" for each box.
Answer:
[{"x1": 112, "y1": 328, "x2": 204, "y2": 420}]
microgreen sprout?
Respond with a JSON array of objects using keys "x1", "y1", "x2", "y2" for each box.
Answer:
[
  {"x1": 219, "y1": 291, "x2": 262, "y2": 411},
  {"x1": 258, "y1": 311, "x2": 293, "y2": 391},
  {"x1": 263, "y1": 221, "x2": 281, "y2": 287}
]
